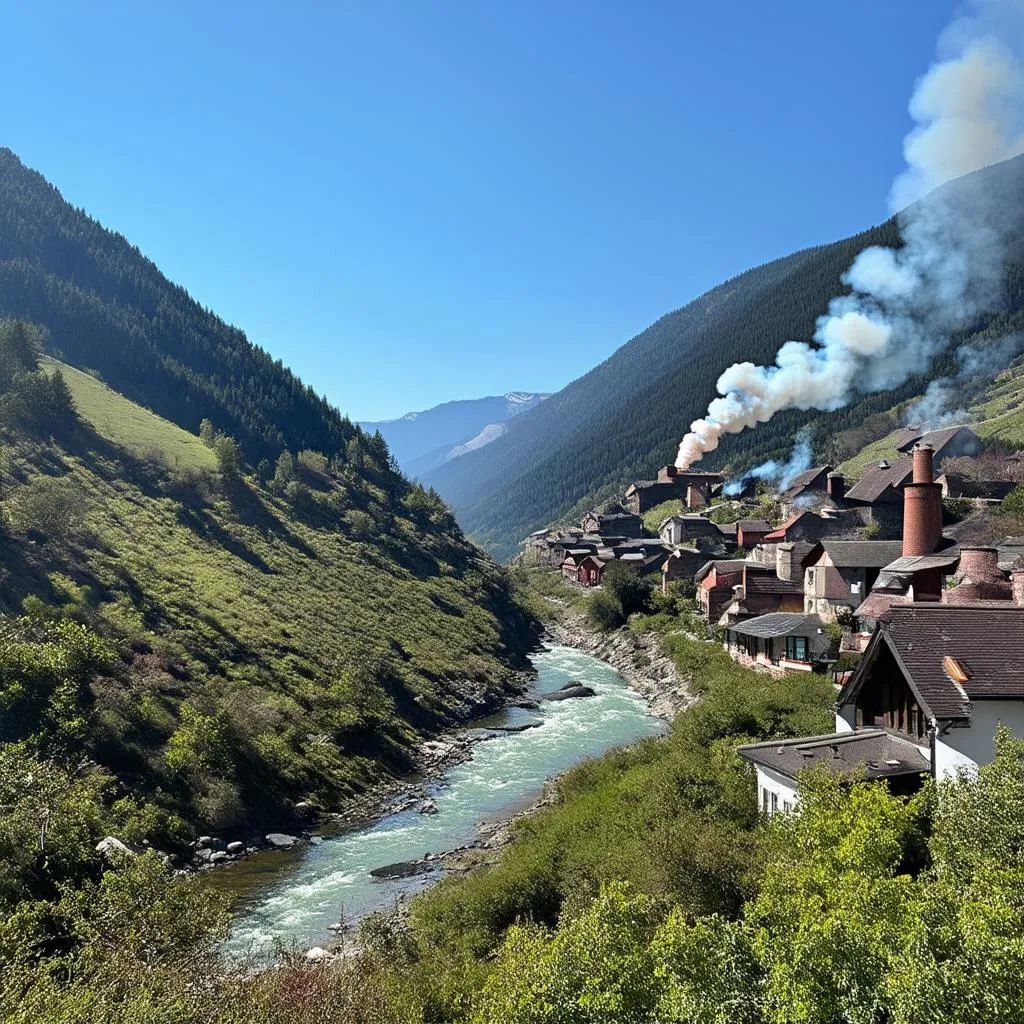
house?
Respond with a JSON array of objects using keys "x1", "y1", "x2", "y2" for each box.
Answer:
[
  {"x1": 844, "y1": 459, "x2": 913, "y2": 536},
  {"x1": 802, "y1": 540, "x2": 906, "y2": 620},
  {"x1": 661, "y1": 547, "x2": 708, "y2": 594},
  {"x1": 561, "y1": 552, "x2": 604, "y2": 587},
  {"x1": 718, "y1": 563, "x2": 805, "y2": 625},
  {"x1": 936, "y1": 472, "x2": 1016, "y2": 501},
  {"x1": 738, "y1": 729, "x2": 930, "y2": 815},
  {"x1": 580, "y1": 508, "x2": 645, "y2": 538},
  {"x1": 723, "y1": 612, "x2": 831, "y2": 672},
  {"x1": 658, "y1": 514, "x2": 721, "y2": 548},
  {"x1": 624, "y1": 467, "x2": 723, "y2": 513},
  {"x1": 739, "y1": 599, "x2": 1024, "y2": 814},
  {"x1": 695, "y1": 559, "x2": 750, "y2": 623},
  {"x1": 736, "y1": 519, "x2": 773, "y2": 548},
  {"x1": 779, "y1": 465, "x2": 834, "y2": 517}
]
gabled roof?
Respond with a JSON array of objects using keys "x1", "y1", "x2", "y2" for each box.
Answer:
[
  {"x1": 694, "y1": 558, "x2": 750, "y2": 583},
  {"x1": 845, "y1": 458, "x2": 914, "y2": 503},
  {"x1": 782, "y1": 465, "x2": 831, "y2": 499},
  {"x1": 762, "y1": 511, "x2": 807, "y2": 542},
  {"x1": 737, "y1": 728, "x2": 930, "y2": 782},
  {"x1": 728, "y1": 612, "x2": 825, "y2": 639},
  {"x1": 840, "y1": 603, "x2": 1024, "y2": 721},
  {"x1": 882, "y1": 551, "x2": 961, "y2": 574},
  {"x1": 894, "y1": 424, "x2": 978, "y2": 455},
  {"x1": 809, "y1": 540, "x2": 906, "y2": 569}
]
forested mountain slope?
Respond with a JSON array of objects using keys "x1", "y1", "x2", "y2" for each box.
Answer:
[
  {"x1": 426, "y1": 156, "x2": 1024, "y2": 560},
  {"x1": 0, "y1": 321, "x2": 537, "y2": 836},
  {"x1": 0, "y1": 148, "x2": 357, "y2": 464}
]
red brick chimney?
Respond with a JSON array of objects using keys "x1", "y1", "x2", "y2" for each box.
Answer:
[
  {"x1": 658, "y1": 465, "x2": 680, "y2": 482},
  {"x1": 826, "y1": 472, "x2": 845, "y2": 502},
  {"x1": 902, "y1": 444, "x2": 943, "y2": 557}
]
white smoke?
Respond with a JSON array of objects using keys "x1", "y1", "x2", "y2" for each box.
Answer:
[
  {"x1": 676, "y1": 1, "x2": 1024, "y2": 471},
  {"x1": 904, "y1": 331, "x2": 1024, "y2": 427},
  {"x1": 723, "y1": 430, "x2": 813, "y2": 497}
]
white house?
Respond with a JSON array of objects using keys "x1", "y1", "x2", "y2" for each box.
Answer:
[{"x1": 738, "y1": 603, "x2": 1024, "y2": 813}]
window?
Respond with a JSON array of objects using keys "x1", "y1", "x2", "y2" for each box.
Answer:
[
  {"x1": 762, "y1": 787, "x2": 769, "y2": 813},
  {"x1": 786, "y1": 636, "x2": 808, "y2": 661},
  {"x1": 771, "y1": 792, "x2": 778, "y2": 814},
  {"x1": 783, "y1": 800, "x2": 792, "y2": 814}
]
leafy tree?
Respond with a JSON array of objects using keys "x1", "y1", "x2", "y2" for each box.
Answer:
[
  {"x1": 213, "y1": 433, "x2": 242, "y2": 477},
  {"x1": 198, "y1": 417, "x2": 216, "y2": 447},
  {"x1": 271, "y1": 449, "x2": 296, "y2": 492}
]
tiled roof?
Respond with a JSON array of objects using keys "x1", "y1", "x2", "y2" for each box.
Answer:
[
  {"x1": 694, "y1": 558, "x2": 750, "y2": 583},
  {"x1": 842, "y1": 603, "x2": 1024, "y2": 721},
  {"x1": 737, "y1": 728, "x2": 930, "y2": 782},
  {"x1": 815, "y1": 540, "x2": 906, "y2": 569},
  {"x1": 743, "y1": 572, "x2": 804, "y2": 595},
  {"x1": 882, "y1": 551, "x2": 961, "y2": 574},
  {"x1": 845, "y1": 459, "x2": 914, "y2": 503},
  {"x1": 728, "y1": 612, "x2": 825, "y2": 638}
]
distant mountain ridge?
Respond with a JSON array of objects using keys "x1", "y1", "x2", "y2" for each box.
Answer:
[
  {"x1": 361, "y1": 391, "x2": 549, "y2": 476},
  {"x1": 423, "y1": 156, "x2": 1024, "y2": 561}
]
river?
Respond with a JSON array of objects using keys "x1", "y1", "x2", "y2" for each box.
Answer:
[{"x1": 216, "y1": 644, "x2": 665, "y2": 959}]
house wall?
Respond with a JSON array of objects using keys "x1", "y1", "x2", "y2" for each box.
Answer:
[
  {"x1": 935, "y1": 702, "x2": 1024, "y2": 778},
  {"x1": 756, "y1": 765, "x2": 799, "y2": 815},
  {"x1": 835, "y1": 709, "x2": 855, "y2": 733}
]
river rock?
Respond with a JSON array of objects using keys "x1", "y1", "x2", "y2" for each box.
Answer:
[
  {"x1": 209, "y1": 851, "x2": 230, "y2": 864},
  {"x1": 196, "y1": 835, "x2": 214, "y2": 849},
  {"x1": 265, "y1": 832, "x2": 298, "y2": 848},
  {"x1": 96, "y1": 836, "x2": 136, "y2": 863},
  {"x1": 419, "y1": 800, "x2": 439, "y2": 815},
  {"x1": 369, "y1": 859, "x2": 435, "y2": 880},
  {"x1": 539, "y1": 684, "x2": 596, "y2": 701},
  {"x1": 511, "y1": 699, "x2": 540, "y2": 710},
  {"x1": 226, "y1": 841, "x2": 245, "y2": 855},
  {"x1": 488, "y1": 721, "x2": 542, "y2": 733},
  {"x1": 305, "y1": 947, "x2": 330, "y2": 962}
]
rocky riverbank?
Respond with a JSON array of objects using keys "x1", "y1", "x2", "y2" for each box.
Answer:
[{"x1": 544, "y1": 608, "x2": 693, "y2": 719}]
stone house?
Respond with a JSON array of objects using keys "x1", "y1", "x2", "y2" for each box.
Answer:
[{"x1": 802, "y1": 540, "x2": 906, "y2": 620}]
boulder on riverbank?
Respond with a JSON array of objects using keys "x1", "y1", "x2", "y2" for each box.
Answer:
[
  {"x1": 265, "y1": 833, "x2": 298, "y2": 849},
  {"x1": 369, "y1": 859, "x2": 437, "y2": 880}
]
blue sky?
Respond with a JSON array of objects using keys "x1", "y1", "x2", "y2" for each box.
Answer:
[{"x1": 1, "y1": 1, "x2": 958, "y2": 421}]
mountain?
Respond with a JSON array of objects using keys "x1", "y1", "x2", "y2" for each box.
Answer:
[
  {"x1": 0, "y1": 148, "x2": 359, "y2": 465},
  {"x1": 361, "y1": 391, "x2": 549, "y2": 477},
  {"x1": 424, "y1": 156, "x2": 1024, "y2": 560},
  {"x1": 0, "y1": 176, "x2": 541, "y2": 836}
]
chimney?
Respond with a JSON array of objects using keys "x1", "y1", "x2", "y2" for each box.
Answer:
[
  {"x1": 776, "y1": 542, "x2": 795, "y2": 582},
  {"x1": 826, "y1": 472, "x2": 845, "y2": 502},
  {"x1": 903, "y1": 444, "x2": 943, "y2": 557},
  {"x1": 955, "y1": 547, "x2": 1001, "y2": 585},
  {"x1": 686, "y1": 482, "x2": 709, "y2": 509},
  {"x1": 658, "y1": 465, "x2": 679, "y2": 483},
  {"x1": 1012, "y1": 568, "x2": 1024, "y2": 607}
]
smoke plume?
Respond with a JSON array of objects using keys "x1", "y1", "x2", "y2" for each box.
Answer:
[
  {"x1": 675, "y1": 1, "x2": 1024, "y2": 471},
  {"x1": 723, "y1": 429, "x2": 812, "y2": 497}
]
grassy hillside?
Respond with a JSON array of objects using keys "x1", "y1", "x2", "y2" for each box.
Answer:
[
  {"x1": 426, "y1": 156, "x2": 1024, "y2": 560},
  {"x1": 41, "y1": 357, "x2": 218, "y2": 473},
  {"x1": 0, "y1": 325, "x2": 538, "y2": 836}
]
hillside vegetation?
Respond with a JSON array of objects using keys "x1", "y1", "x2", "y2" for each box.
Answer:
[
  {"x1": 425, "y1": 156, "x2": 1024, "y2": 559},
  {"x1": 0, "y1": 321, "x2": 537, "y2": 839}
]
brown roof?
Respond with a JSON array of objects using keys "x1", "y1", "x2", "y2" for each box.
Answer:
[
  {"x1": 763, "y1": 511, "x2": 807, "y2": 541},
  {"x1": 694, "y1": 558, "x2": 750, "y2": 583},
  {"x1": 737, "y1": 519, "x2": 772, "y2": 533},
  {"x1": 841, "y1": 603, "x2": 1024, "y2": 721},
  {"x1": 738, "y1": 728, "x2": 930, "y2": 782},
  {"x1": 782, "y1": 465, "x2": 831, "y2": 499},
  {"x1": 892, "y1": 426, "x2": 926, "y2": 450},
  {"x1": 743, "y1": 572, "x2": 804, "y2": 595},
  {"x1": 845, "y1": 459, "x2": 914, "y2": 503},
  {"x1": 895, "y1": 424, "x2": 978, "y2": 455}
]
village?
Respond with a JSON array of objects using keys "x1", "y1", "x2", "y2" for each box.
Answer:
[{"x1": 523, "y1": 425, "x2": 1024, "y2": 813}]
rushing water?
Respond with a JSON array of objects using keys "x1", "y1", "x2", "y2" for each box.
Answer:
[{"x1": 216, "y1": 644, "x2": 664, "y2": 959}]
